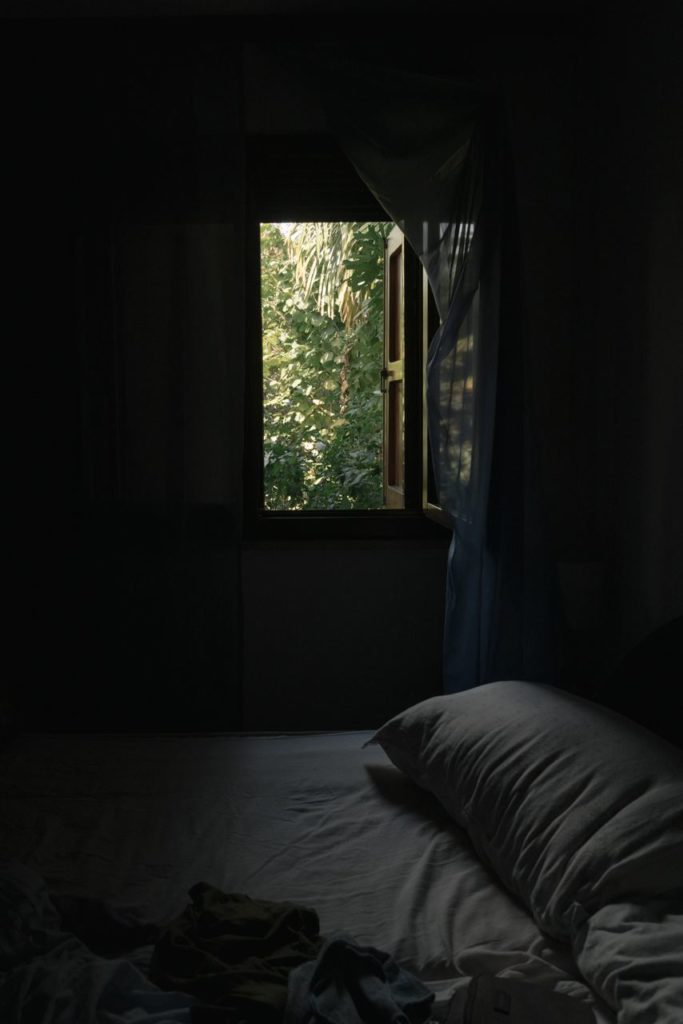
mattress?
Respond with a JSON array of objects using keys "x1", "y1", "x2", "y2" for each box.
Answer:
[{"x1": 0, "y1": 729, "x2": 608, "y2": 1020}]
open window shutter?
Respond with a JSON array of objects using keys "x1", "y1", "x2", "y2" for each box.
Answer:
[{"x1": 383, "y1": 225, "x2": 405, "y2": 508}]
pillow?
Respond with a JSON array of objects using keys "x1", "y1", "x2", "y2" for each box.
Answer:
[{"x1": 369, "y1": 681, "x2": 683, "y2": 942}]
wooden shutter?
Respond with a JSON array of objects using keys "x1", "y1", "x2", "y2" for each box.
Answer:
[{"x1": 383, "y1": 226, "x2": 405, "y2": 508}]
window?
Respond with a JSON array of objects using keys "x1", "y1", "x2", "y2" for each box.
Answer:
[
  {"x1": 244, "y1": 136, "x2": 446, "y2": 539},
  {"x1": 260, "y1": 220, "x2": 392, "y2": 512}
]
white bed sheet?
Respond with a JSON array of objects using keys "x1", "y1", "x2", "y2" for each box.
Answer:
[{"x1": 0, "y1": 731, "x2": 611, "y2": 1020}]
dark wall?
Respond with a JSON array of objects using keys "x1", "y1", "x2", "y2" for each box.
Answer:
[
  {"x1": 242, "y1": 543, "x2": 447, "y2": 730},
  {"x1": 8, "y1": 10, "x2": 682, "y2": 732},
  {"x1": 241, "y1": 22, "x2": 617, "y2": 698},
  {"x1": 11, "y1": 22, "x2": 245, "y2": 730},
  {"x1": 594, "y1": 8, "x2": 683, "y2": 659},
  {"x1": 492, "y1": 11, "x2": 682, "y2": 684}
]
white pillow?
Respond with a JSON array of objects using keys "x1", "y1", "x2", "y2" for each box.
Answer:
[{"x1": 370, "y1": 681, "x2": 683, "y2": 942}]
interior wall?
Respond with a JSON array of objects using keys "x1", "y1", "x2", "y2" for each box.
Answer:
[
  {"x1": 241, "y1": 27, "x2": 613, "y2": 702},
  {"x1": 242, "y1": 544, "x2": 447, "y2": 729},
  {"x1": 505, "y1": 37, "x2": 598, "y2": 556},
  {"x1": 595, "y1": 8, "x2": 683, "y2": 660},
  {"x1": 488, "y1": 10, "x2": 683, "y2": 680},
  {"x1": 12, "y1": 23, "x2": 246, "y2": 731},
  {"x1": 241, "y1": 44, "x2": 452, "y2": 725},
  {"x1": 10, "y1": 11, "x2": 681, "y2": 733},
  {"x1": 499, "y1": 28, "x2": 609, "y2": 683}
]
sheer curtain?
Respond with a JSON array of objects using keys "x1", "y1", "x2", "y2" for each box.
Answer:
[{"x1": 307, "y1": 55, "x2": 557, "y2": 690}]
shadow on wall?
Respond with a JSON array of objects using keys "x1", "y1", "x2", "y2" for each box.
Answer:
[
  {"x1": 593, "y1": 616, "x2": 683, "y2": 750},
  {"x1": 23, "y1": 505, "x2": 242, "y2": 734}
]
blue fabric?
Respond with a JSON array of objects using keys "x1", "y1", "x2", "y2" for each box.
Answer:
[
  {"x1": 300, "y1": 54, "x2": 558, "y2": 692},
  {"x1": 285, "y1": 934, "x2": 434, "y2": 1024}
]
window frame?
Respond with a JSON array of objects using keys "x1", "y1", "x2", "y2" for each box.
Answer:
[{"x1": 243, "y1": 134, "x2": 449, "y2": 541}]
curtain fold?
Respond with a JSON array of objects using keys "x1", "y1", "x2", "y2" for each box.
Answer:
[{"x1": 303, "y1": 53, "x2": 557, "y2": 690}]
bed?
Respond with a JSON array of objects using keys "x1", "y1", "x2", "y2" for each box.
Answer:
[{"x1": 1, "y1": 681, "x2": 681, "y2": 1023}]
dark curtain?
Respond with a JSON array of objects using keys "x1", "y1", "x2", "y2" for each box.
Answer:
[{"x1": 17, "y1": 25, "x2": 246, "y2": 730}]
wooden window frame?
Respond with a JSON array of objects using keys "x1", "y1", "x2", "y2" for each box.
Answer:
[{"x1": 243, "y1": 135, "x2": 449, "y2": 542}]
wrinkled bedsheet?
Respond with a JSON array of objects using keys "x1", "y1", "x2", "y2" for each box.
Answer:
[
  {"x1": 0, "y1": 862, "x2": 194, "y2": 1023},
  {"x1": 0, "y1": 732, "x2": 610, "y2": 1021}
]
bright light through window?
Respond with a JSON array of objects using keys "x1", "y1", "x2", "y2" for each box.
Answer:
[{"x1": 260, "y1": 221, "x2": 392, "y2": 511}]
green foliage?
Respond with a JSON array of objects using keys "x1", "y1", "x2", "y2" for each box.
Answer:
[{"x1": 261, "y1": 221, "x2": 391, "y2": 510}]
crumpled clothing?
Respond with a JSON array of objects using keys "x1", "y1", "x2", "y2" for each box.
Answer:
[
  {"x1": 0, "y1": 861, "x2": 194, "y2": 1024},
  {"x1": 150, "y1": 885, "x2": 323, "y2": 1023},
  {"x1": 284, "y1": 933, "x2": 434, "y2": 1024}
]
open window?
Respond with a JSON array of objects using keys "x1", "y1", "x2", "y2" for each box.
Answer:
[
  {"x1": 260, "y1": 219, "x2": 392, "y2": 512},
  {"x1": 244, "y1": 136, "x2": 445, "y2": 539}
]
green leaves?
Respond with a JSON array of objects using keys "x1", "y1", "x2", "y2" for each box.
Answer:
[{"x1": 261, "y1": 221, "x2": 391, "y2": 510}]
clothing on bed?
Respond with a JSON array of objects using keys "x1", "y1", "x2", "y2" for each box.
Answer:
[
  {"x1": 150, "y1": 886, "x2": 323, "y2": 1021},
  {"x1": 0, "y1": 865, "x2": 434, "y2": 1024},
  {"x1": 285, "y1": 934, "x2": 434, "y2": 1024}
]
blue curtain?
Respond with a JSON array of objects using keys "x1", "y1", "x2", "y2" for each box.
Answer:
[{"x1": 299, "y1": 55, "x2": 558, "y2": 690}]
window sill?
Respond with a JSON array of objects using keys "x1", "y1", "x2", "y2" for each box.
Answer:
[{"x1": 243, "y1": 509, "x2": 451, "y2": 543}]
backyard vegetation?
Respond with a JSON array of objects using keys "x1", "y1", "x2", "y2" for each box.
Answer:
[{"x1": 261, "y1": 221, "x2": 392, "y2": 510}]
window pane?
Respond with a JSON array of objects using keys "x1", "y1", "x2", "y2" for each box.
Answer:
[{"x1": 261, "y1": 222, "x2": 391, "y2": 511}]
